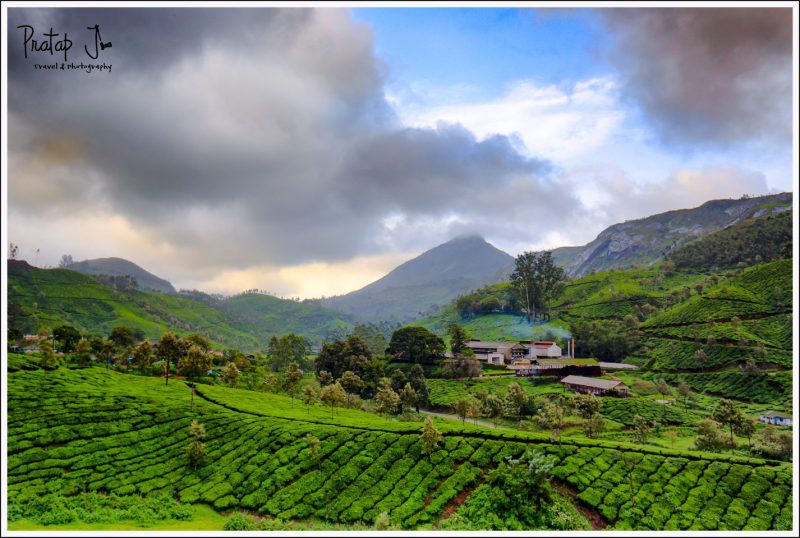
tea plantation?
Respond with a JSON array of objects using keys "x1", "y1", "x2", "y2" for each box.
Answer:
[{"x1": 7, "y1": 367, "x2": 792, "y2": 530}]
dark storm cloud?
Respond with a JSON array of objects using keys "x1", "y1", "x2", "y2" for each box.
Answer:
[
  {"x1": 8, "y1": 7, "x2": 572, "y2": 271},
  {"x1": 602, "y1": 8, "x2": 793, "y2": 146}
]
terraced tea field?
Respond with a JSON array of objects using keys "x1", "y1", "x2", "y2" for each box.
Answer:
[{"x1": 6, "y1": 367, "x2": 792, "y2": 530}]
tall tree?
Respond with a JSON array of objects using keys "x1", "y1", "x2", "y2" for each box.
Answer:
[
  {"x1": 178, "y1": 345, "x2": 212, "y2": 382},
  {"x1": 712, "y1": 399, "x2": 743, "y2": 451},
  {"x1": 408, "y1": 364, "x2": 429, "y2": 412},
  {"x1": 339, "y1": 370, "x2": 364, "y2": 408},
  {"x1": 374, "y1": 378, "x2": 400, "y2": 420},
  {"x1": 157, "y1": 332, "x2": 189, "y2": 385},
  {"x1": 109, "y1": 326, "x2": 137, "y2": 350},
  {"x1": 132, "y1": 340, "x2": 155, "y2": 373},
  {"x1": 511, "y1": 251, "x2": 567, "y2": 322},
  {"x1": 283, "y1": 362, "x2": 304, "y2": 407},
  {"x1": 53, "y1": 325, "x2": 80, "y2": 353},
  {"x1": 447, "y1": 322, "x2": 470, "y2": 355},
  {"x1": 386, "y1": 327, "x2": 445, "y2": 364},
  {"x1": 420, "y1": 416, "x2": 442, "y2": 459},
  {"x1": 267, "y1": 334, "x2": 311, "y2": 372},
  {"x1": 75, "y1": 338, "x2": 93, "y2": 367},
  {"x1": 511, "y1": 251, "x2": 537, "y2": 322},
  {"x1": 399, "y1": 383, "x2": 418, "y2": 417},
  {"x1": 320, "y1": 381, "x2": 346, "y2": 419}
]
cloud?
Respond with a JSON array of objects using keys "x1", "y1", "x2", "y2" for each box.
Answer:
[
  {"x1": 395, "y1": 77, "x2": 626, "y2": 162},
  {"x1": 8, "y1": 7, "x2": 580, "y2": 293},
  {"x1": 601, "y1": 8, "x2": 793, "y2": 147}
]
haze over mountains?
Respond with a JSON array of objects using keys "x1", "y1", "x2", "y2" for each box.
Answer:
[{"x1": 68, "y1": 257, "x2": 177, "y2": 294}]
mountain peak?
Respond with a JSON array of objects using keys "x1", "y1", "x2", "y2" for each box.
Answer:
[{"x1": 68, "y1": 257, "x2": 176, "y2": 294}]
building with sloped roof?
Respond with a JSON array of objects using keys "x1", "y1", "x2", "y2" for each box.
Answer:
[{"x1": 560, "y1": 375, "x2": 629, "y2": 396}]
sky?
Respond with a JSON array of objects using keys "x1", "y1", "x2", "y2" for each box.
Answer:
[{"x1": 5, "y1": 5, "x2": 796, "y2": 298}]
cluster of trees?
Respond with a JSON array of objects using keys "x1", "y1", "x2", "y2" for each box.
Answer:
[
  {"x1": 693, "y1": 399, "x2": 790, "y2": 459},
  {"x1": 510, "y1": 251, "x2": 567, "y2": 322},
  {"x1": 667, "y1": 211, "x2": 792, "y2": 271},
  {"x1": 570, "y1": 316, "x2": 641, "y2": 361},
  {"x1": 454, "y1": 285, "x2": 520, "y2": 318}
]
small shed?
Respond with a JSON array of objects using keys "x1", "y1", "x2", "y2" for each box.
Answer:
[
  {"x1": 759, "y1": 411, "x2": 793, "y2": 426},
  {"x1": 560, "y1": 375, "x2": 629, "y2": 397}
]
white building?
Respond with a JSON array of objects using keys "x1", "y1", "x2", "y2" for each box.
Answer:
[
  {"x1": 759, "y1": 411, "x2": 793, "y2": 426},
  {"x1": 528, "y1": 341, "x2": 561, "y2": 358}
]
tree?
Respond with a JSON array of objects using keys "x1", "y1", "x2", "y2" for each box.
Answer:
[
  {"x1": 186, "y1": 333, "x2": 211, "y2": 352},
  {"x1": 320, "y1": 381, "x2": 347, "y2": 419},
  {"x1": 301, "y1": 384, "x2": 319, "y2": 413},
  {"x1": 53, "y1": 325, "x2": 81, "y2": 353},
  {"x1": 677, "y1": 381, "x2": 692, "y2": 408},
  {"x1": 223, "y1": 362, "x2": 239, "y2": 388},
  {"x1": 505, "y1": 382, "x2": 529, "y2": 421},
  {"x1": 157, "y1": 332, "x2": 189, "y2": 385},
  {"x1": 482, "y1": 393, "x2": 505, "y2": 426},
  {"x1": 9, "y1": 243, "x2": 19, "y2": 260},
  {"x1": 408, "y1": 364, "x2": 429, "y2": 412},
  {"x1": 420, "y1": 416, "x2": 442, "y2": 459},
  {"x1": 584, "y1": 413, "x2": 605, "y2": 438},
  {"x1": 389, "y1": 368, "x2": 408, "y2": 393},
  {"x1": 712, "y1": 399, "x2": 743, "y2": 451},
  {"x1": 314, "y1": 336, "x2": 372, "y2": 380},
  {"x1": 186, "y1": 420, "x2": 208, "y2": 470},
  {"x1": 447, "y1": 322, "x2": 470, "y2": 355},
  {"x1": 537, "y1": 401, "x2": 566, "y2": 443},
  {"x1": 350, "y1": 323, "x2": 388, "y2": 357},
  {"x1": 339, "y1": 370, "x2": 364, "y2": 408},
  {"x1": 374, "y1": 378, "x2": 400, "y2": 420},
  {"x1": 283, "y1": 362, "x2": 303, "y2": 407},
  {"x1": 306, "y1": 433, "x2": 321, "y2": 468},
  {"x1": 489, "y1": 449, "x2": 556, "y2": 511},
  {"x1": 399, "y1": 383, "x2": 418, "y2": 418},
  {"x1": 454, "y1": 395, "x2": 479, "y2": 423},
  {"x1": 38, "y1": 332, "x2": 60, "y2": 370},
  {"x1": 75, "y1": 338, "x2": 93, "y2": 367},
  {"x1": 511, "y1": 251, "x2": 567, "y2": 322},
  {"x1": 132, "y1": 340, "x2": 154, "y2": 373},
  {"x1": 386, "y1": 327, "x2": 445, "y2": 364},
  {"x1": 663, "y1": 428, "x2": 679, "y2": 449},
  {"x1": 694, "y1": 349, "x2": 708, "y2": 373},
  {"x1": 58, "y1": 254, "x2": 74, "y2": 268},
  {"x1": 739, "y1": 359, "x2": 759, "y2": 393},
  {"x1": 574, "y1": 393, "x2": 602, "y2": 420},
  {"x1": 632, "y1": 414, "x2": 653, "y2": 444},
  {"x1": 263, "y1": 372, "x2": 281, "y2": 393},
  {"x1": 178, "y1": 345, "x2": 212, "y2": 382},
  {"x1": 317, "y1": 370, "x2": 334, "y2": 386},
  {"x1": 109, "y1": 326, "x2": 137, "y2": 349},
  {"x1": 735, "y1": 418, "x2": 756, "y2": 452},
  {"x1": 695, "y1": 419, "x2": 730, "y2": 451},
  {"x1": 267, "y1": 333, "x2": 311, "y2": 372}
]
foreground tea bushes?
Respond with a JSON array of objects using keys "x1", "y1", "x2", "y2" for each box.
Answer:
[{"x1": 7, "y1": 368, "x2": 792, "y2": 530}]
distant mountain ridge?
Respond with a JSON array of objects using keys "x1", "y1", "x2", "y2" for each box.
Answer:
[
  {"x1": 550, "y1": 192, "x2": 792, "y2": 277},
  {"x1": 68, "y1": 257, "x2": 176, "y2": 294},
  {"x1": 317, "y1": 235, "x2": 515, "y2": 323}
]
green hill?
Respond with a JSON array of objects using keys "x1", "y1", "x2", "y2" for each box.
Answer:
[
  {"x1": 7, "y1": 261, "x2": 353, "y2": 350},
  {"x1": 68, "y1": 257, "x2": 177, "y2": 294},
  {"x1": 550, "y1": 192, "x2": 791, "y2": 277},
  {"x1": 666, "y1": 211, "x2": 792, "y2": 271},
  {"x1": 7, "y1": 367, "x2": 792, "y2": 531}
]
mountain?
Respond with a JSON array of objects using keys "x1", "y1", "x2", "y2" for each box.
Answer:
[
  {"x1": 68, "y1": 257, "x2": 177, "y2": 294},
  {"x1": 7, "y1": 261, "x2": 354, "y2": 350},
  {"x1": 318, "y1": 235, "x2": 515, "y2": 323},
  {"x1": 551, "y1": 192, "x2": 792, "y2": 277}
]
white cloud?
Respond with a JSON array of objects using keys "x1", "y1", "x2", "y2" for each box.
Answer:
[{"x1": 395, "y1": 77, "x2": 626, "y2": 162}]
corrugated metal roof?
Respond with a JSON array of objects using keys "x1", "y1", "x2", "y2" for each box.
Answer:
[{"x1": 560, "y1": 375, "x2": 627, "y2": 390}]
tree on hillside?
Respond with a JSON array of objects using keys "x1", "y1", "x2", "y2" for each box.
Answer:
[
  {"x1": 53, "y1": 325, "x2": 81, "y2": 353},
  {"x1": 185, "y1": 420, "x2": 208, "y2": 471},
  {"x1": 186, "y1": 333, "x2": 211, "y2": 352},
  {"x1": 616, "y1": 452, "x2": 645, "y2": 507},
  {"x1": 447, "y1": 322, "x2": 470, "y2": 355},
  {"x1": 389, "y1": 368, "x2": 408, "y2": 393},
  {"x1": 315, "y1": 336, "x2": 372, "y2": 381},
  {"x1": 677, "y1": 381, "x2": 692, "y2": 408},
  {"x1": 306, "y1": 434, "x2": 321, "y2": 469},
  {"x1": 420, "y1": 416, "x2": 442, "y2": 459},
  {"x1": 267, "y1": 333, "x2": 311, "y2": 372},
  {"x1": 301, "y1": 384, "x2": 319, "y2": 413},
  {"x1": 351, "y1": 324, "x2": 388, "y2": 357},
  {"x1": 157, "y1": 332, "x2": 189, "y2": 385},
  {"x1": 408, "y1": 364, "x2": 429, "y2": 412},
  {"x1": 38, "y1": 331, "x2": 60, "y2": 370},
  {"x1": 695, "y1": 419, "x2": 730, "y2": 451},
  {"x1": 505, "y1": 382, "x2": 529, "y2": 422},
  {"x1": 58, "y1": 254, "x2": 74, "y2": 268},
  {"x1": 489, "y1": 449, "x2": 556, "y2": 512},
  {"x1": 320, "y1": 381, "x2": 347, "y2": 419},
  {"x1": 223, "y1": 362, "x2": 239, "y2": 388},
  {"x1": 339, "y1": 370, "x2": 364, "y2": 408},
  {"x1": 132, "y1": 340, "x2": 154, "y2": 373},
  {"x1": 75, "y1": 338, "x2": 93, "y2": 367},
  {"x1": 178, "y1": 345, "x2": 212, "y2": 382},
  {"x1": 399, "y1": 383, "x2": 419, "y2": 418},
  {"x1": 511, "y1": 251, "x2": 567, "y2": 322},
  {"x1": 735, "y1": 417, "x2": 756, "y2": 452},
  {"x1": 387, "y1": 327, "x2": 445, "y2": 364},
  {"x1": 712, "y1": 399, "x2": 743, "y2": 451},
  {"x1": 537, "y1": 401, "x2": 567, "y2": 443},
  {"x1": 317, "y1": 370, "x2": 334, "y2": 386},
  {"x1": 375, "y1": 378, "x2": 400, "y2": 420},
  {"x1": 584, "y1": 413, "x2": 605, "y2": 438},
  {"x1": 9, "y1": 243, "x2": 19, "y2": 260},
  {"x1": 632, "y1": 414, "x2": 653, "y2": 444},
  {"x1": 109, "y1": 326, "x2": 137, "y2": 350},
  {"x1": 574, "y1": 393, "x2": 602, "y2": 420},
  {"x1": 694, "y1": 349, "x2": 708, "y2": 373},
  {"x1": 483, "y1": 393, "x2": 504, "y2": 426},
  {"x1": 454, "y1": 395, "x2": 479, "y2": 423},
  {"x1": 283, "y1": 362, "x2": 304, "y2": 407}
]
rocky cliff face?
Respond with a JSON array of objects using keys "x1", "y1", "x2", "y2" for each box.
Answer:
[{"x1": 552, "y1": 192, "x2": 792, "y2": 277}]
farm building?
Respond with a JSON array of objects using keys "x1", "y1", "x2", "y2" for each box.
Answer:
[
  {"x1": 759, "y1": 411, "x2": 793, "y2": 426},
  {"x1": 528, "y1": 341, "x2": 561, "y2": 358},
  {"x1": 465, "y1": 340, "x2": 527, "y2": 365},
  {"x1": 508, "y1": 358, "x2": 601, "y2": 377},
  {"x1": 560, "y1": 375, "x2": 629, "y2": 396}
]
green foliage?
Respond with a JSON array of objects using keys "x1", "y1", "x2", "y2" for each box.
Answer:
[
  {"x1": 387, "y1": 326, "x2": 445, "y2": 364},
  {"x1": 667, "y1": 211, "x2": 792, "y2": 271},
  {"x1": 223, "y1": 513, "x2": 257, "y2": 530},
  {"x1": 266, "y1": 334, "x2": 311, "y2": 372}
]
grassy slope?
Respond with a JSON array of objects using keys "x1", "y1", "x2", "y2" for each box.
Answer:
[
  {"x1": 7, "y1": 367, "x2": 792, "y2": 531},
  {"x1": 7, "y1": 262, "x2": 354, "y2": 350}
]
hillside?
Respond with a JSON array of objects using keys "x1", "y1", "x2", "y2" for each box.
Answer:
[
  {"x1": 550, "y1": 192, "x2": 792, "y2": 277},
  {"x1": 7, "y1": 367, "x2": 792, "y2": 531},
  {"x1": 6, "y1": 262, "x2": 354, "y2": 350},
  {"x1": 68, "y1": 257, "x2": 176, "y2": 294},
  {"x1": 317, "y1": 235, "x2": 514, "y2": 323},
  {"x1": 666, "y1": 211, "x2": 792, "y2": 271}
]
